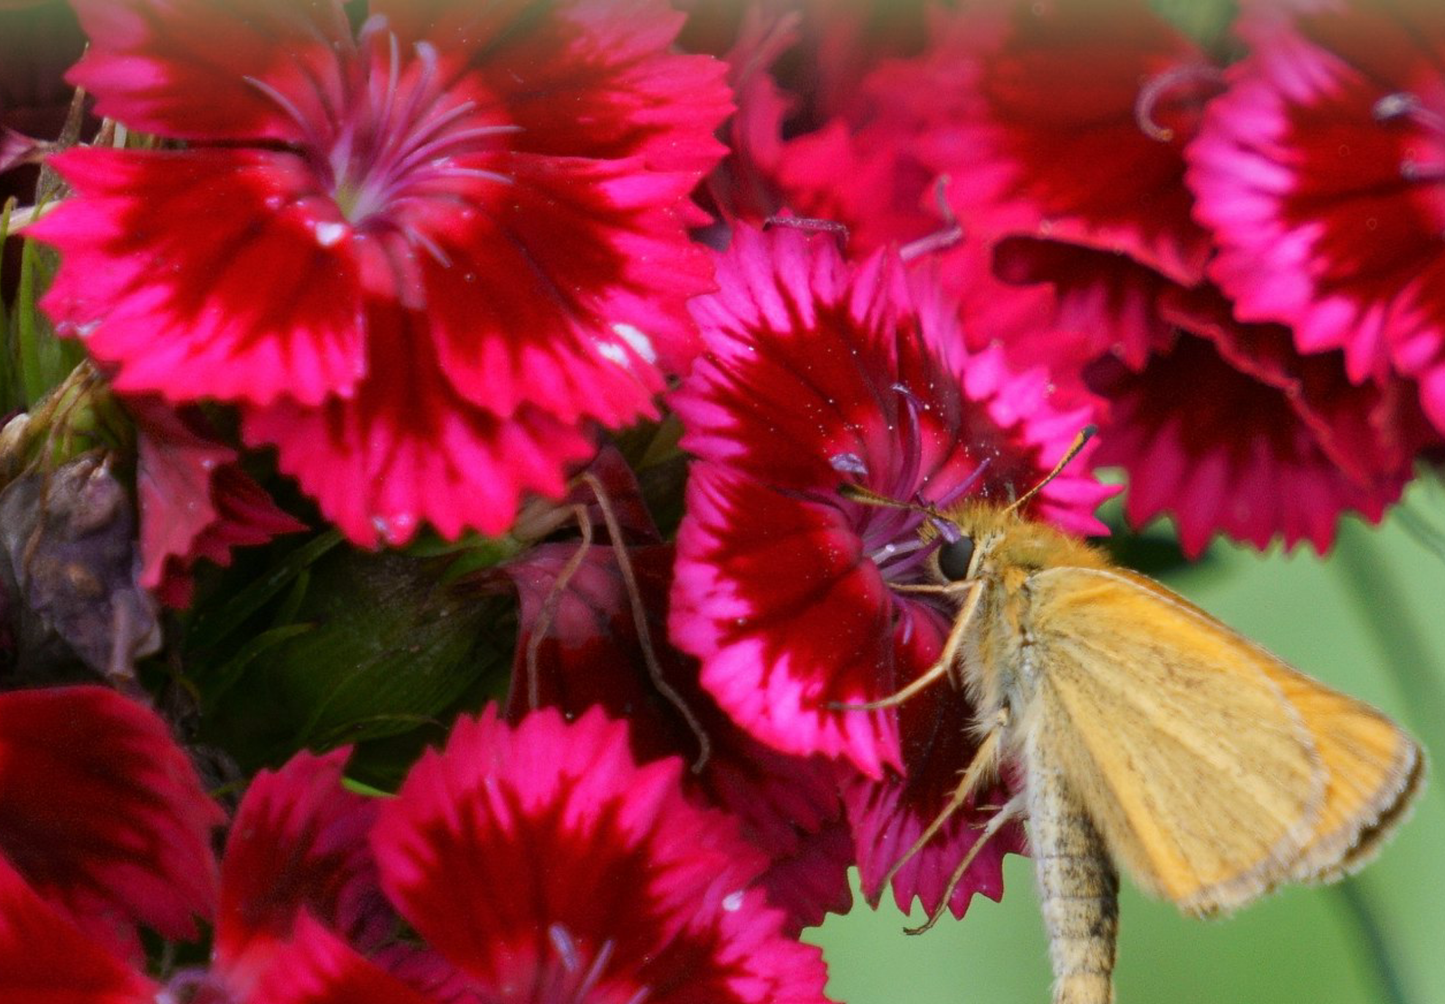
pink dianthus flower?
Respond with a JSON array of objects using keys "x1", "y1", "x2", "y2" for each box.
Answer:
[
  {"x1": 29, "y1": 0, "x2": 731, "y2": 546},
  {"x1": 1088, "y1": 285, "x2": 1434, "y2": 556},
  {"x1": 672, "y1": 226, "x2": 1108, "y2": 776},
  {"x1": 918, "y1": 0, "x2": 1216, "y2": 276},
  {"x1": 670, "y1": 226, "x2": 1109, "y2": 919},
  {"x1": 370, "y1": 705, "x2": 833, "y2": 1004},
  {"x1": 1187, "y1": 0, "x2": 1445, "y2": 431}
]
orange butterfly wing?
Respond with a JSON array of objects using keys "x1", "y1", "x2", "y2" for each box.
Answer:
[{"x1": 1021, "y1": 566, "x2": 1419, "y2": 915}]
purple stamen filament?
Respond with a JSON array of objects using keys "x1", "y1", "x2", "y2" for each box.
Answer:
[{"x1": 837, "y1": 387, "x2": 991, "y2": 588}]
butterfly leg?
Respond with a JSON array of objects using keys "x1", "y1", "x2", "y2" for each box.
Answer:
[
  {"x1": 875, "y1": 707, "x2": 1016, "y2": 926},
  {"x1": 905, "y1": 785, "x2": 1025, "y2": 935},
  {"x1": 831, "y1": 578, "x2": 983, "y2": 711}
]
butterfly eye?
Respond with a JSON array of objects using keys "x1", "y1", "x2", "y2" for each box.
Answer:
[{"x1": 937, "y1": 535, "x2": 976, "y2": 581}]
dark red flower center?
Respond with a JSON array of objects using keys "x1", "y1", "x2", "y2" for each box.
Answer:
[
  {"x1": 535, "y1": 923, "x2": 649, "y2": 1004},
  {"x1": 243, "y1": 16, "x2": 515, "y2": 273},
  {"x1": 831, "y1": 386, "x2": 977, "y2": 591}
]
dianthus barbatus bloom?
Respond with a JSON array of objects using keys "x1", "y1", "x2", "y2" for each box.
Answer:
[
  {"x1": 913, "y1": 0, "x2": 1219, "y2": 366},
  {"x1": 672, "y1": 226, "x2": 1109, "y2": 777},
  {"x1": 1087, "y1": 285, "x2": 1434, "y2": 556},
  {"x1": 1187, "y1": 0, "x2": 1445, "y2": 430},
  {"x1": 29, "y1": 0, "x2": 730, "y2": 546},
  {"x1": 670, "y1": 227, "x2": 1107, "y2": 917},
  {"x1": 368, "y1": 705, "x2": 834, "y2": 1004},
  {"x1": 210, "y1": 750, "x2": 393, "y2": 1001},
  {"x1": 0, "y1": 686, "x2": 222, "y2": 966}
]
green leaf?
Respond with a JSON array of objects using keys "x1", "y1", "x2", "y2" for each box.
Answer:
[{"x1": 198, "y1": 546, "x2": 512, "y2": 771}]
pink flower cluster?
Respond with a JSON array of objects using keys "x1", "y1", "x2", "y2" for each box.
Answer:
[
  {"x1": 0, "y1": 688, "x2": 826, "y2": 1003},
  {"x1": 1, "y1": 0, "x2": 1442, "y2": 998},
  {"x1": 735, "y1": 0, "x2": 1442, "y2": 558}
]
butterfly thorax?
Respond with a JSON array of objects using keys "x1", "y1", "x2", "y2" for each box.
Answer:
[
  {"x1": 933, "y1": 502, "x2": 1109, "y2": 747},
  {"x1": 943, "y1": 501, "x2": 1108, "y2": 576}
]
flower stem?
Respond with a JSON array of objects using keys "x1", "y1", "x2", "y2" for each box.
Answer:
[
  {"x1": 1333, "y1": 519, "x2": 1445, "y2": 761},
  {"x1": 1331, "y1": 877, "x2": 1413, "y2": 1004}
]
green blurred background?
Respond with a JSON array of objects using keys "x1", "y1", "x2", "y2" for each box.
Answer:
[{"x1": 807, "y1": 480, "x2": 1445, "y2": 1004}]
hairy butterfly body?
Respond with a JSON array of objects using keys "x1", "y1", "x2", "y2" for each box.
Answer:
[{"x1": 867, "y1": 485, "x2": 1423, "y2": 1004}]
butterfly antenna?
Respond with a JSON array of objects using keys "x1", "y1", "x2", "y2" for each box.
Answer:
[
  {"x1": 1005, "y1": 425, "x2": 1096, "y2": 517},
  {"x1": 837, "y1": 482, "x2": 950, "y2": 522}
]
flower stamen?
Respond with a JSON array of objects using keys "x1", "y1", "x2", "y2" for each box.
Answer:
[
  {"x1": 1373, "y1": 91, "x2": 1445, "y2": 133},
  {"x1": 544, "y1": 924, "x2": 644, "y2": 1004},
  {"x1": 1372, "y1": 93, "x2": 1445, "y2": 187},
  {"x1": 1134, "y1": 63, "x2": 1224, "y2": 143}
]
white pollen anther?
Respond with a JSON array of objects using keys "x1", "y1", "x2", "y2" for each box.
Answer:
[{"x1": 314, "y1": 221, "x2": 348, "y2": 247}]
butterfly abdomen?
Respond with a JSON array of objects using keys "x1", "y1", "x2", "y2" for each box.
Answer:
[{"x1": 1028, "y1": 738, "x2": 1120, "y2": 1004}]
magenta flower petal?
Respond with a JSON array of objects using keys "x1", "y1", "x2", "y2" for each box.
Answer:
[
  {"x1": 215, "y1": 749, "x2": 388, "y2": 998},
  {"x1": 64, "y1": 0, "x2": 354, "y2": 142},
  {"x1": 1090, "y1": 286, "x2": 1432, "y2": 555},
  {"x1": 240, "y1": 304, "x2": 598, "y2": 545},
  {"x1": 501, "y1": 541, "x2": 853, "y2": 932},
  {"x1": 380, "y1": 0, "x2": 731, "y2": 178},
  {"x1": 372, "y1": 705, "x2": 833, "y2": 1004},
  {"x1": 31, "y1": 148, "x2": 370, "y2": 407},
  {"x1": 248, "y1": 915, "x2": 437, "y2": 1004},
  {"x1": 32, "y1": 0, "x2": 730, "y2": 545},
  {"x1": 771, "y1": 63, "x2": 941, "y2": 251},
  {"x1": 1187, "y1": 0, "x2": 1445, "y2": 393},
  {"x1": 416, "y1": 158, "x2": 714, "y2": 426},
  {"x1": 671, "y1": 227, "x2": 1110, "y2": 777},
  {"x1": 918, "y1": 0, "x2": 1216, "y2": 285},
  {"x1": 131, "y1": 396, "x2": 306, "y2": 609},
  {"x1": 991, "y1": 235, "x2": 1177, "y2": 371},
  {"x1": 0, "y1": 854, "x2": 156, "y2": 1004},
  {"x1": 675, "y1": 466, "x2": 903, "y2": 778},
  {"x1": 0, "y1": 686, "x2": 223, "y2": 962}
]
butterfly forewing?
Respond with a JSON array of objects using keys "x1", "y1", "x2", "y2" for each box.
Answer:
[
  {"x1": 1023, "y1": 567, "x2": 1328, "y2": 915},
  {"x1": 1256, "y1": 659, "x2": 1424, "y2": 882}
]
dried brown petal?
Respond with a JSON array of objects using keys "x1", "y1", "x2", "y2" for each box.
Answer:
[{"x1": 0, "y1": 456, "x2": 159, "y2": 683}]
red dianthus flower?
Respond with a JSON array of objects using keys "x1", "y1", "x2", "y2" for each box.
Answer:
[
  {"x1": 1187, "y1": 0, "x2": 1445, "y2": 431},
  {"x1": 670, "y1": 226, "x2": 1108, "y2": 919},
  {"x1": 29, "y1": 0, "x2": 731, "y2": 546}
]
